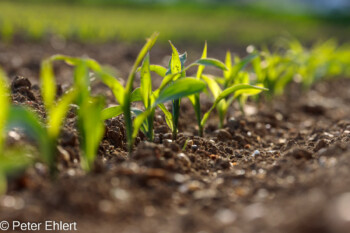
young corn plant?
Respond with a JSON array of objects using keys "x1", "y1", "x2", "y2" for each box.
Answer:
[
  {"x1": 187, "y1": 42, "x2": 228, "y2": 136},
  {"x1": 201, "y1": 74, "x2": 267, "y2": 129},
  {"x1": 41, "y1": 56, "x2": 106, "y2": 171},
  {"x1": 144, "y1": 41, "x2": 227, "y2": 138},
  {"x1": 102, "y1": 52, "x2": 207, "y2": 142}
]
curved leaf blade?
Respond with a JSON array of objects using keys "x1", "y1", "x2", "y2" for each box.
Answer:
[
  {"x1": 154, "y1": 78, "x2": 206, "y2": 106},
  {"x1": 101, "y1": 105, "x2": 123, "y2": 121}
]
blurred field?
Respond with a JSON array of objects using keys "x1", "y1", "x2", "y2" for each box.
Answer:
[{"x1": 1, "y1": 1, "x2": 350, "y2": 45}]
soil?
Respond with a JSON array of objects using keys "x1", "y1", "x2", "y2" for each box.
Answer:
[{"x1": 1, "y1": 40, "x2": 350, "y2": 233}]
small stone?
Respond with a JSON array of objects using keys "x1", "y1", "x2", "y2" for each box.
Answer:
[
  {"x1": 57, "y1": 146, "x2": 70, "y2": 162},
  {"x1": 302, "y1": 103, "x2": 325, "y2": 115},
  {"x1": 228, "y1": 117, "x2": 239, "y2": 130},
  {"x1": 217, "y1": 129, "x2": 232, "y2": 141},
  {"x1": 215, "y1": 209, "x2": 237, "y2": 224},
  {"x1": 163, "y1": 133, "x2": 172, "y2": 139},
  {"x1": 314, "y1": 139, "x2": 328, "y2": 152},
  {"x1": 251, "y1": 150, "x2": 260, "y2": 157},
  {"x1": 169, "y1": 142, "x2": 180, "y2": 152},
  {"x1": 163, "y1": 139, "x2": 173, "y2": 147},
  {"x1": 216, "y1": 158, "x2": 231, "y2": 169},
  {"x1": 176, "y1": 153, "x2": 191, "y2": 167},
  {"x1": 111, "y1": 188, "x2": 130, "y2": 201},
  {"x1": 285, "y1": 147, "x2": 313, "y2": 159},
  {"x1": 191, "y1": 145, "x2": 199, "y2": 151}
]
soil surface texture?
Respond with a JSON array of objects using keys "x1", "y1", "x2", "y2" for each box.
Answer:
[{"x1": 1, "y1": 41, "x2": 350, "y2": 233}]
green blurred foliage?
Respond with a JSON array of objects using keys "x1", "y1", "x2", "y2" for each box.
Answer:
[{"x1": 0, "y1": 1, "x2": 350, "y2": 44}]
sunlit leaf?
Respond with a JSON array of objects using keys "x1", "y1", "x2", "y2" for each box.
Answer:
[
  {"x1": 154, "y1": 78, "x2": 206, "y2": 106},
  {"x1": 47, "y1": 89, "x2": 77, "y2": 139},
  {"x1": 169, "y1": 41, "x2": 182, "y2": 74},
  {"x1": 194, "y1": 58, "x2": 227, "y2": 71},
  {"x1": 140, "y1": 53, "x2": 152, "y2": 108},
  {"x1": 158, "y1": 103, "x2": 174, "y2": 132},
  {"x1": 0, "y1": 70, "x2": 9, "y2": 152},
  {"x1": 101, "y1": 105, "x2": 123, "y2": 120}
]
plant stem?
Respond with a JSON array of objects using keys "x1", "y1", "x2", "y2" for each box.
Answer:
[
  {"x1": 172, "y1": 99, "x2": 180, "y2": 140},
  {"x1": 194, "y1": 94, "x2": 203, "y2": 137},
  {"x1": 146, "y1": 109, "x2": 155, "y2": 141},
  {"x1": 123, "y1": 97, "x2": 133, "y2": 153}
]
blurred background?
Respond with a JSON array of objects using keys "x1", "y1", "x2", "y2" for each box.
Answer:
[
  {"x1": 0, "y1": 0, "x2": 350, "y2": 46},
  {"x1": 0, "y1": 0, "x2": 350, "y2": 83}
]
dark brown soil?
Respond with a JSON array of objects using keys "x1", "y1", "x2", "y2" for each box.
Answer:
[{"x1": 1, "y1": 41, "x2": 350, "y2": 233}]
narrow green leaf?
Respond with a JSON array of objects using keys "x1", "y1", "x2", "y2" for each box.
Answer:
[
  {"x1": 47, "y1": 89, "x2": 77, "y2": 139},
  {"x1": 216, "y1": 84, "x2": 267, "y2": 105},
  {"x1": 7, "y1": 106, "x2": 52, "y2": 165},
  {"x1": 40, "y1": 59, "x2": 56, "y2": 110},
  {"x1": 194, "y1": 58, "x2": 227, "y2": 71},
  {"x1": 79, "y1": 97, "x2": 105, "y2": 171},
  {"x1": 201, "y1": 75, "x2": 222, "y2": 99},
  {"x1": 154, "y1": 78, "x2": 206, "y2": 106},
  {"x1": 140, "y1": 53, "x2": 152, "y2": 108},
  {"x1": 97, "y1": 70, "x2": 125, "y2": 105},
  {"x1": 125, "y1": 32, "x2": 159, "y2": 93},
  {"x1": 224, "y1": 51, "x2": 232, "y2": 79},
  {"x1": 101, "y1": 105, "x2": 123, "y2": 120},
  {"x1": 0, "y1": 70, "x2": 9, "y2": 152},
  {"x1": 157, "y1": 73, "x2": 181, "y2": 93},
  {"x1": 132, "y1": 109, "x2": 152, "y2": 140},
  {"x1": 230, "y1": 53, "x2": 258, "y2": 79},
  {"x1": 196, "y1": 41, "x2": 207, "y2": 79},
  {"x1": 150, "y1": 65, "x2": 167, "y2": 77},
  {"x1": 157, "y1": 103, "x2": 174, "y2": 132},
  {"x1": 131, "y1": 87, "x2": 142, "y2": 102},
  {"x1": 233, "y1": 83, "x2": 265, "y2": 98},
  {"x1": 201, "y1": 84, "x2": 267, "y2": 127},
  {"x1": 169, "y1": 41, "x2": 182, "y2": 74}
]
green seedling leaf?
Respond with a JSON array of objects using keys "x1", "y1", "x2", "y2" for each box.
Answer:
[
  {"x1": 154, "y1": 78, "x2": 206, "y2": 106},
  {"x1": 150, "y1": 65, "x2": 167, "y2": 77},
  {"x1": 94, "y1": 68, "x2": 125, "y2": 105},
  {"x1": 132, "y1": 109, "x2": 152, "y2": 140},
  {"x1": 201, "y1": 75, "x2": 222, "y2": 99},
  {"x1": 74, "y1": 60, "x2": 90, "y2": 105},
  {"x1": 7, "y1": 106, "x2": 52, "y2": 166},
  {"x1": 79, "y1": 97, "x2": 105, "y2": 171},
  {"x1": 194, "y1": 58, "x2": 227, "y2": 71},
  {"x1": 0, "y1": 69, "x2": 9, "y2": 152},
  {"x1": 47, "y1": 89, "x2": 77, "y2": 139},
  {"x1": 158, "y1": 103, "x2": 174, "y2": 132},
  {"x1": 228, "y1": 53, "x2": 258, "y2": 84},
  {"x1": 233, "y1": 83, "x2": 265, "y2": 98},
  {"x1": 169, "y1": 41, "x2": 182, "y2": 74},
  {"x1": 197, "y1": 41, "x2": 207, "y2": 79},
  {"x1": 0, "y1": 149, "x2": 32, "y2": 195},
  {"x1": 131, "y1": 87, "x2": 142, "y2": 102},
  {"x1": 40, "y1": 59, "x2": 56, "y2": 110},
  {"x1": 201, "y1": 84, "x2": 267, "y2": 127},
  {"x1": 157, "y1": 73, "x2": 181, "y2": 92},
  {"x1": 140, "y1": 53, "x2": 152, "y2": 108},
  {"x1": 101, "y1": 105, "x2": 123, "y2": 120},
  {"x1": 224, "y1": 51, "x2": 232, "y2": 79},
  {"x1": 125, "y1": 32, "x2": 159, "y2": 93}
]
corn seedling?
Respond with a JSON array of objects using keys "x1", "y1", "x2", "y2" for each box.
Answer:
[
  {"x1": 201, "y1": 74, "x2": 267, "y2": 129},
  {"x1": 103, "y1": 53, "x2": 207, "y2": 142},
  {"x1": 41, "y1": 56, "x2": 107, "y2": 171},
  {"x1": 143, "y1": 41, "x2": 227, "y2": 138}
]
